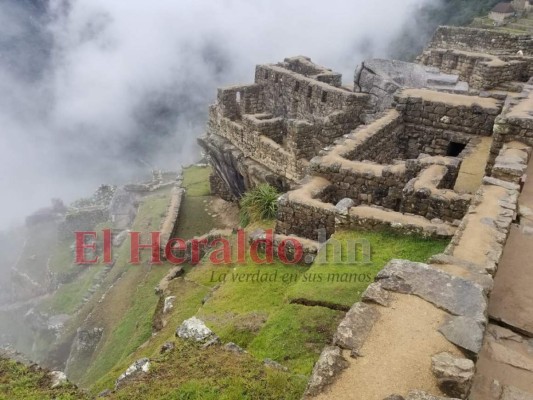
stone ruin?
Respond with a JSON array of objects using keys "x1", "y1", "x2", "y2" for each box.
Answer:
[
  {"x1": 201, "y1": 25, "x2": 533, "y2": 399},
  {"x1": 199, "y1": 55, "x2": 370, "y2": 200}
]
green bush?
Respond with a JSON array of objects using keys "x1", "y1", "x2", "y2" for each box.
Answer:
[{"x1": 239, "y1": 184, "x2": 280, "y2": 226}]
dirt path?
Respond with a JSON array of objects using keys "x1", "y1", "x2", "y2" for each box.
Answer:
[{"x1": 315, "y1": 293, "x2": 460, "y2": 400}]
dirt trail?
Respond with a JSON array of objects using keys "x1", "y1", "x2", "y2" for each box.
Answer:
[{"x1": 316, "y1": 293, "x2": 460, "y2": 400}]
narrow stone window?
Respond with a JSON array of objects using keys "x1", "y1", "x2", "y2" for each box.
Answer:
[
  {"x1": 446, "y1": 141, "x2": 466, "y2": 157},
  {"x1": 321, "y1": 91, "x2": 327, "y2": 103},
  {"x1": 264, "y1": 70, "x2": 269, "y2": 79},
  {"x1": 236, "y1": 91, "x2": 241, "y2": 103},
  {"x1": 307, "y1": 86, "x2": 312, "y2": 98},
  {"x1": 294, "y1": 81, "x2": 300, "y2": 92}
]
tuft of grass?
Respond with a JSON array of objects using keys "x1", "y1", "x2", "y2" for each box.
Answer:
[{"x1": 239, "y1": 184, "x2": 280, "y2": 227}]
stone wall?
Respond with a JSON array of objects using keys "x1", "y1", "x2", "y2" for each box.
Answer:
[
  {"x1": 199, "y1": 133, "x2": 293, "y2": 200},
  {"x1": 280, "y1": 56, "x2": 342, "y2": 87},
  {"x1": 487, "y1": 83, "x2": 533, "y2": 173},
  {"x1": 419, "y1": 49, "x2": 531, "y2": 90},
  {"x1": 396, "y1": 89, "x2": 501, "y2": 136},
  {"x1": 159, "y1": 187, "x2": 185, "y2": 253},
  {"x1": 276, "y1": 177, "x2": 337, "y2": 240},
  {"x1": 209, "y1": 173, "x2": 237, "y2": 202},
  {"x1": 58, "y1": 207, "x2": 108, "y2": 240},
  {"x1": 401, "y1": 164, "x2": 472, "y2": 222},
  {"x1": 216, "y1": 84, "x2": 263, "y2": 120},
  {"x1": 428, "y1": 26, "x2": 533, "y2": 56},
  {"x1": 341, "y1": 112, "x2": 406, "y2": 164},
  {"x1": 202, "y1": 57, "x2": 370, "y2": 200},
  {"x1": 491, "y1": 142, "x2": 531, "y2": 183}
]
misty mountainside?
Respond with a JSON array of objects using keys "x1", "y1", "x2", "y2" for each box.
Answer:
[
  {"x1": 389, "y1": 0, "x2": 502, "y2": 59},
  {"x1": 0, "y1": 0, "x2": 502, "y2": 227}
]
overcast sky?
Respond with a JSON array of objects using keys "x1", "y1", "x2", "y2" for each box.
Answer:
[{"x1": 0, "y1": 0, "x2": 437, "y2": 227}]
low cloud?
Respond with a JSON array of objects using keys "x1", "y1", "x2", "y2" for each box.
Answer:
[{"x1": 0, "y1": 0, "x2": 437, "y2": 226}]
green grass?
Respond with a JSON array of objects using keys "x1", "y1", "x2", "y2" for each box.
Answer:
[
  {"x1": 76, "y1": 188, "x2": 177, "y2": 386},
  {"x1": 90, "y1": 278, "x2": 210, "y2": 394},
  {"x1": 247, "y1": 304, "x2": 343, "y2": 374},
  {"x1": 105, "y1": 340, "x2": 306, "y2": 400},
  {"x1": 97, "y1": 227, "x2": 447, "y2": 397},
  {"x1": 182, "y1": 166, "x2": 212, "y2": 197},
  {"x1": 0, "y1": 357, "x2": 87, "y2": 400},
  {"x1": 175, "y1": 196, "x2": 216, "y2": 240},
  {"x1": 72, "y1": 165, "x2": 447, "y2": 399},
  {"x1": 287, "y1": 230, "x2": 449, "y2": 309},
  {"x1": 239, "y1": 184, "x2": 279, "y2": 226},
  {"x1": 174, "y1": 166, "x2": 217, "y2": 240},
  {"x1": 39, "y1": 266, "x2": 103, "y2": 315}
]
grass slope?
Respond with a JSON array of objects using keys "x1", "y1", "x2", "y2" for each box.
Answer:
[{"x1": 0, "y1": 357, "x2": 87, "y2": 400}]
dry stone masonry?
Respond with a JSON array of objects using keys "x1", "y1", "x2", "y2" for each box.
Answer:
[{"x1": 201, "y1": 22, "x2": 533, "y2": 400}]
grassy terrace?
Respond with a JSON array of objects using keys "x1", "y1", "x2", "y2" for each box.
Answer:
[
  {"x1": 94, "y1": 218, "x2": 447, "y2": 397},
  {"x1": 0, "y1": 357, "x2": 87, "y2": 400}
]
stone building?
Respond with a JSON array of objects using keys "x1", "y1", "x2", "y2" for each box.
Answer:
[
  {"x1": 489, "y1": 2, "x2": 515, "y2": 24},
  {"x1": 199, "y1": 56, "x2": 370, "y2": 200}
]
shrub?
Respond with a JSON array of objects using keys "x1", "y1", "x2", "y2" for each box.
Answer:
[{"x1": 239, "y1": 184, "x2": 280, "y2": 226}]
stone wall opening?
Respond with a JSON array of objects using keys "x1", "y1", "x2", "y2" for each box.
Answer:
[{"x1": 447, "y1": 141, "x2": 467, "y2": 157}]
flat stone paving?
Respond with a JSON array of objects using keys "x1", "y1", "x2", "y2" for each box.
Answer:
[{"x1": 470, "y1": 158, "x2": 533, "y2": 399}]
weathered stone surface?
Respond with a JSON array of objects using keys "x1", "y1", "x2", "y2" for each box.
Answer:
[
  {"x1": 176, "y1": 317, "x2": 218, "y2": 343},
  {"x1": 115, "y1": 358, "x2": 150, "y2": 389},
  {"x1": 163, "y1": 296, "x2": 176, "y2": 314},
  {"x1": 469, "y1": 324, "x2": 533, "y2": 399},
  {"x1": 354, "y1": 59, "x2": 467, "y2": 112},
  {"x1": 362, "y1": 282, "x2": 392, "y2": 307},
  {"x1": 304, "y1": 346, "x2": 348, "y2": 397},
  {"x1": 49, "y1": 371, "x2": 68, "y2": 388},
  {"x1": 376, "y1": 260, "x2": 486, "y2": 322},
  {"x1": 333, "y1": 302, "x2": 380, "y2": 355},
  {"x1": 501, "y1": 385, "x2": 533, "y2": 400},
  {"x1": 335, "y1": 198, "x2": 355, "y2": 215},
  {"x1": 431, "y1": 352, "x2": 475, "y2": 398},
  {"x1": 65, "y1": 327, "x2": 104, "y2": 377},
  {"x1": 160, "y1": 341, "x2": 175, "y2": 354},
  {"x1": 155, "y1": 267, "x2": 184, "y2": 294},
  {"x1": 438, "y1": 315, "x2": 485, "y2": 354},
  {"x1": 224, "y1": 342, "x2": 245, "y2": 354},
  {"x1": 383, "y1": 395, "x2": 405, "y2": 400},
  {"x1": 406, "y1": 390, "x2": 460, "y2": 400}
]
